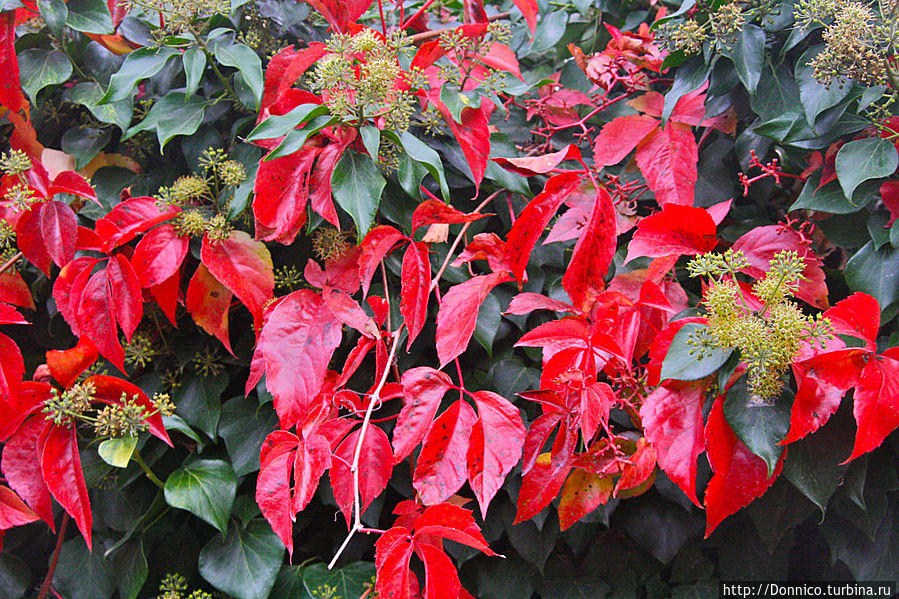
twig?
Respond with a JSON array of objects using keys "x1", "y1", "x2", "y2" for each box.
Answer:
[
  {"x1": 0, "y1": 251, "x2": 23, "y2": 276},
  {"x1": 328, "y1": 330, "x2": 402, "y2": 569},
  {"x1": 410, "y1": 12, "x2": 511, "y2": 44},
  {"x1": 37, "y1": 514, "x2": 69, "y2": 599}
]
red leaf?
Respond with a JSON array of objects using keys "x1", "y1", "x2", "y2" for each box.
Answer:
[
  {"x1": 106, "y1": 254, "x2": 143, "y2": 342},
  {"x1": 521, "y1": 412, "x2": 563, "y2": 474},
  {"x1": 846, "y1": 351, "x2": 899, "y2": 462},
  {"x1": 514, "y1": 445, "x2": 573, "y2": 524},
  {"x1": 883, "y1": 181, "x2": 899, "y2": 227},
  {"x1": 561, "y1": 187, "x2": 616, "y2": 312},
  {"x1": 413, "y1": 400, "x2": 477, "y2": 505},
  {"x1": 511, "y1": 0, "x2": 538, "y2": 34},
  {"x1": 492, "y1": 144, "x2": 581, "y2": 176},
  {"x1": 358, "y1": 226, "x2": 406, "y2": 297},
  {"x1": 291, "y1": 434, "x2": 331, "y2": 514},
  {"x1": 634, "y1": 122, "x2": 698, "y2": 207},
  {"x1": 557, "y1": 468, "x2": 613, "y2": 530},
  {"x1": 730, "y1": 224, "x2": 828, "y2": 310},
  {"x1": 260, "y1": 44, "x2": 327, "y2": 112},
  {"x1": 94, "y1": 197, "x2": 179, "y2": 251},
  {"x1": 40, "y1": 201, "x2": 77, "y2": 268},
  {"x1": 435, "y1": 272, "x2": 510, "y2": 367},
  {"x1": 0, "y1": 382, "x2": 51, "y2": 442},
  {"x1": 451, "y1": 233, "x2": 509, "y2": 274},
  {"x1": 186, "y1": 264, "x2": 233, "y2": 354},
  {"x1": 46, "y1": 337, "x2": 99, "y2": 389},
  {"x1": 76, "y1": 266, "x2": 125, "y2": 372},
  {"x1": 411, "y1": 200, "x2": 489, "y2": 232},
  {"x1": 250, "y1": 290, "x2": 343, "y2": 428},
  {"x1": 703, "y1": 397, "x2": 782, "y2": 537},
  {"x1": 201, "y1": 230, "x2": 274, "y2": 334},
  {"x1": 322, "y1": 287, "x2": 378, "y2": 337},
  {"x1": 0, "y1": 332, "x2": 23, "y2": 399},
  {"x1": 504, "y1": 293, "x2": 574, "y2": 315},
  {"x1": 131, "y1": 224, "x2": 189, "y2": 287},
  {"x1": 417, "y1": 543, "x2": 462, "y2": 599},
  {"x1": 467, "y1": 391, "x2": 525, "y2": 517},
  {"x1": 625, "y1": 205, "x2": 717, "y2": 263},
  {"x1": 47, "y1": 171, "x2": 97, "y2": 203},
  {"x1": 16, "y1": 205, "x2": 52, "y2": 276},
  {"x1": 579, "y1": 382, "x2": 615, "y2": 443},
  {"x1": 614, "y1": 437, "x2": 657, "y2": 496},
  {"x1": 252, "y1": 149, "x2": 319, "y2": 244},
  {"x1": 0, "y1": 303, "x2": 28, "y2": 325},
  {"x1": 0, "y1": 269, "x2": 36, "y2": 310},
  {"x1": 0, "y1": 485, "x2": 40, "y2": 529},
  {"x1": 375, "y1": 528, "x2": 416, "y2": 599},
  {"x1": 781, "y1": 357, "x2": 851, "y2": 445},
  {"x1": 413, "y1": 503, "x2": 496, "y2": 555},
  {"x1": 309, "y1": 133, "x2": 355, "y2": 227},
  {"x1": 394, "y1": 367, "x2": 453, "y2": 463},
  {"x1": 432, "y1": 96, "x2": 491, "y2": 190},
  {"x1": 515, "y1": 317, "x2": 589, "y2": 349},
  {"x1": 823, "y1": 292, "x2": 879, "y2": 349},
  {"x1": 256, "y1": 437, "x2": 296, "y2": 556},
  {"x1": 40, "y1": 425, "x2": 92, "y2": 548},
  {"x1": 592, "y1": 115, "x2": 659, "y2": 167},
  {"x1": 150, "y1": 269, "x2": 180, "y2": 325},
  {"x1": 86, "y1": 375, "x2": 172, "y2": 446},
  {"x1": 0, "y1": 13, "x2": 26, "y2": 113},
  {"x1": 401, "y1": 242, "x2": 431, "y2": 348},
  {"x1": 1, "y1": 417, "x2": 53, "y2": 527},
  {"x1": 330, "y1": 426, "x2": 393, "y2": 526},
  {"x1": 506, "y1": 172, "x2": 582, "y2": 283}
]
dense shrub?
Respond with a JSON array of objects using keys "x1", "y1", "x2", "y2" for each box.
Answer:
[{"x1": 0, "y1": 0, "x2": 897, "y2": 596}]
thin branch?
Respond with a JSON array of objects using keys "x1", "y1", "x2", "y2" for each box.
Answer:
[
  {"x1": 37, "y1": 514, "x2": 69, "y2": 599},
  {"x1": 410, "y1": 12, "x2": 511, "y2": 44},
  {"x1": 0, "y1": 252, "x2": 23, "y2": 276}
]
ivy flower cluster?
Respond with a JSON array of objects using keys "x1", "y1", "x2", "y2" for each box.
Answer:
[{"x1": 687, "y1": 249, "x2": 834, "y2": 403}]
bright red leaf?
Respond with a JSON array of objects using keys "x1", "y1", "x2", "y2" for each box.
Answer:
[
  {"x1": 40, "y1": 425, "x2": 92, "y2": 548},
  {"x1": 467, "y1": 391, "x2": 525, "y2": 517},
  {"x1": 592, "y1": 114, "x2": 659, "y2": 167},
  {"x1": 435, "y1": 272, "x2": 511, "y2": 367},
  {"x1": 846, "y1": 349, "x2": 899, "y2": 462},
  {"x1": 358, "y1": 225, "x2": 406, "y2": 297},
  {"x1": 625, "y1": 205, "x2": 717, "y2": 263},
  {"x1": 394, "y1": 367, "x2": 453, "y2": 463},
  {"x1": 94, "y1": 197, "x2": 179, "y2": 252},
  {"x1": 561, "y1": 187, "x2": 616, "y2": 312},
  {"x1": 1, "y1": 416, "x2": 53, "y2": 527},
  {"x1": 186, "y1": 264, "x2": 233, "y2": 354},
  {"x1": 492, "y1": 144, "x2": 581, "y2": 176},
  {"x1": 46, "y1": 337, "x2": 99, "y2": 389},
  {"x1": 331, "y1": 426, "x2": 393, "y2": 526},
  {"x1": 634, "y1": 122, "x2": 698, "y2": 207},
  {"x1": 0, "y1": 13, "x2": 25, "y2": 113},
  {"x1": 413, "y1": 400, "x2": 477, "y2": 505},
  {"x1": 411, "y1": 200, "x2": 488, "y2": 232},
  {"x1": 401, "y1": 242, "x2": 431, "y2": 348},
  {"x1": 131, "y1": 224, "x2": 189, "y2": 287},
  {"x1": 0, "y1": 485, "x2": 40, "y2": 530},
  {"x1": 39, "y1": 201, "x2": 77, "y2": 269}
]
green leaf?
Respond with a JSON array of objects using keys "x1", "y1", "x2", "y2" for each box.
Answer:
[
  {"x1": 0, "y1": 554, "x2": 29, "y2": 599},
  {"x1": 331, "y1": 150, "x2": 386, "y2": 242},
  {"x1": 660, "y1": 323, "x2": 734, "y2": 382},
  {"x1": 124, "y1": 92, "x2": 208, "y2": 149},
  {"x1": 360, "y1": 125, "x2": 381, "y2": 162},
  {"x1": 36, "y1": 0, "x2": 68, "y2": 35},
  {"x1": 98, "y1": 435, "x2": 139, "y2": 468},
  {"x1": 266, "y1": 114, "x2": 339, "y2": 159},
  {"x1": 219, "y1": 396, "x2": 279, "y2": 476},
  {"x1": 100, "y1": 47, "x2": 180, "y2": 104},
  {"x1": 61, "y1": 126, "x2": 111, "y2": 170},
  {"x1": 213, "y1": 40, "x2": 263, "y2": 109},
  {"x1": 64, "y1": 82, "x2": 133, "y2": 131},
  {"x1": 732, "y1": 25, "x2": 765, "y2": 95},
  {"x1": 52, "y1": 538, "x2": 115, "y2": 599},
  {"x1": 183, "y1": 46, "x2": 206, "y2": 99},
  {"x1": 270, "y1": 566, "x2": 309, "y2": 599},
  {"x1": 835, "y1": 138, "x2": 899, "y2": 200},
  {"x1": 18, "y1": 48, "x2": 72, "y2": 102},
  {"x1": 751, "y1": 64, "x2": 801, "y2": 123},
  {"x1": 796, "y1": 46, "x2": 852, "y2": 130},
  {"x1": 162, "y1": 414, "x2": 205, "y2": 451},
  {"x1": 198, "y1": 518, "x2": 285, "y2": 599},
  {"x1": 302, "y1": 563, "x2": 376, "y2": 599},
  {"x1": 398, "y1": 130, "x2": 451, "y2": 201},
  {"x1": 246, "y1": 103, "x2": 329, "y2": 141},
  {"x1": 109, "y1": 540, "x2": 148, "y2": 599},
  {"x1": 845, "y1": 241, "x2": 899, "y2": 315},
  {"x1": 790, "y1": 171, "x2": 877, "y2": 214},
  {"x1": 474, "y1": 293, "x2": 502, "y2": 356},
  {"x1": 650, "y1": 0, "x2": 695, "y2": 29},
  {"x1": 723, "y1": 379, "x2": 790, "y2": 476},
  {"x1": 164, "y1": 458, "x2": 237, "y2": 532},
  {"x1": 66, "y1": 0, "x2": 113, "y2": 34},
  {"x1": 526, "y1": 9, "x2": 568, "y2": 56},
  {"x1": 174, "y1": 373, "x2": 228, "y2": 440}
]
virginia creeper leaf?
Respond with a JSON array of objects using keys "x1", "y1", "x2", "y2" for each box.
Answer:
[
  {"x1": 400, "y1": 242, "x2": 430, "y2": 349},
  {"x1": 40, "y1": 425, "x2": 92, "y2": 548},
  {"x1": 435, "y1": 272, "x2": 511, "y2": 367},
  {"x1": 330, "y1": 426, "x2": 393, "y2": 526},
  {"x1": 467, "y1": 391, "x2": 525, "y2": 517},
  {"x1": 393, "y1": 367, "x2": 453, "y2": 463},
  {"x1": 413, "y1": 400, "x2": 477, "y2": 506}
]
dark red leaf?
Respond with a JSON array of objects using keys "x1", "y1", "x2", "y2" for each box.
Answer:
[
  {"x1": 201, "y1": 231, "x2": 274, "y2": 335},
  {"x1": 0, "y1": 332, "x2": 23, "y2": 400},
  {"x1": 250, "y1": 290, "x2": 343, "y2": 427},
  {"x1": 640, "y1": 382, "x2": 706, "y2": 507},
  {"x1": 131, "y1": 224, "x2": 189, "y2": 287},
  {"x1": 514, "y1": 435, "x2": 574, "y2": 524},
  {"x1": 39, "y1": 201, "x2": 77, "y2": 268},
  {"x1": 16, "y1": 205, "x2": 52, "y2": 276},
  {"x1": 186, "y1": 264, "x2": 233, "y2": 354},
  {"x1": 592, "y1": 115, "x2": 659, "y2": 167},
  {"x1": 634, "y1": 122, "x2": 698, "y2": 207},
  {"x1": 614, "y1": 437, "x2": 657, "y2": 496},
  {"x1": 393, "y1": 367, "x2": 453, "y2": 463},
  {"x1": 0, "y1": 269, "x2": 36, "y2": 310},
  {"x1": 401, "y1": 242, "x2": 430, "y2": 348},
  {"x1": 561, "y1": 187, "x2": 616, "y2": 312},
  {"x1": 467, "y1": 391, "x2": 525, "y2": 517},
  {"x1": 557, "y1": 468, "x2": 613, "y2": 530},
  {"x1": 413, "y1": 400, "x2": 477, "y2": 505},
  {"x1": 40, "y1": 425, "x2": 92, "y2": 548},
  {"x1": 435, "y1": 272, "x2": 511, "y2": 367},
  {"x1": 1, "y1": 417, "x2": 53, "y2": 527},
  {"x1": 252, "y1": 147, "x2": 320, "y2": 244},
  {"x1": 76, "y1": 266, "x2": 125, "y2": 372},
  {"x1": 256, "y1": 434, "x2": 296, "y2": 556},
  {"x1": 330, "y1": 425, "x2": 393, "y2": 526},
  {"x1": 506, "y1": 172, "x2": 582, "y2": 284},
  {"x1": 492, "y1": 144, "x2": 581, "y2": 176},
  {"x1": 46, "y1": 337, "x2": 98, "y2": 389},
  {"x1": 521, "y1": 412, "x2": 563, "y2": 474},
  {"x1": 94, "y1": 197, "x2": 179, "y2": 251},
  {"x1": 625, "y1": 205, "x2": 717, "y2": 263},
  {"x1": 703, "y1": 396, "x2": 783, "y2": 537}
]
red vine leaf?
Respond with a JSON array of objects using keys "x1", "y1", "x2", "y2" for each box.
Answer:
[
  {"x1": 467, "y1": 391, "x2": 525, "y2": 517},
  {"x1": 186, "y1": 264, "x2": 233, "y2": 354},
  {"x1": 413, "y1": 400, "x2": 477, "y2": 506},
  {"x1": 634, "y1": 121, "x2": 698, "y2": 207},
  {"x1": 557, "y1": 468, "x2": 613, "y2": 530},
  {"x1": 846, "y1": 349, "x2": 899, "y2": 463},
  {"x1": 131, "y1": 223, "x2": 189, "y2": 287},
  {"x1": 411, "y1": 200, "x2": 488, "y2": 232},
  {"x1": 625, "y1": 205, "x2": 717, "y2": 263},
  {"x1": 400, "y1": 242, "x2": 431, "y2": 348},
  {"x1": 330, "y1": 425, "x2": 393, "y2": 526},
  {"x1": 561, "y1": 187, "x2": 617, "y2": 312},
  {"x1": 40, "y1": 425, "x2": 92, "y2": 548},
  {"x1": 394, "y1": 367, "x2": 453, "y2": 463},
  {"x1": 435, "y1": 272, "x2": 511, "y2": 367}
]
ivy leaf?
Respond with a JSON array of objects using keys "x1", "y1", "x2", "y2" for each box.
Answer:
[
  {"x1": 65, "y1": 0, "x2": 113, "y2": 33},
  {"x1": 97, "y1": 436, "x2": 138, "y2": 468},
  {"x1": 123, "y1": 92, "x2": 208, "y2": 149},
  {"x1": 302, "y1": 563, "x2": 376, "y2": 599},
  {"x1": 660, "y1": 323, "x2": 734, "y2": 382},
  {"x1": 182, "y1": 46, "x2": 206, "y2": 99},
  {"x1": 835, "y1": 138, "x2": 899, "y2": 201},
  {"x1": 331, "y1": 150, "x2": 386, "y2": 242},
  {"x1": 213, "y1": 40, "x2": 263, "y2": 109},
  {"x1": 164, "y1": 459, "x2": 237, "y2": 533},
  {"x1": 723, "y1": 379, "x2": 791, "y2": 476},
  {"x1": 99, "y1": 47, "x2": 180, "y2": 104},
  {"x1": 18, "y1": 49, "x2": 72, "y2": 102},
  {"x1": 397, "y1": 131, "x2": 450, "y2": 201},
  {"x1": 174, "y1": 373, "x2": 228, "y2": 441},
  {"x1": 246, "y1": 103, "x2": 329, "y2": 141},
  {"x1": 732, "y1": 25, "x2": 765, "y2": 95},
  {"x1": 51, "y1": 539, "x2": 114, "y2": 599},
  {"x1": 198, "y1": 518, "x2": 284, "y2": 599},
  {"x1": 845, "y1": 242, "x2": 899, "y2": 315}
]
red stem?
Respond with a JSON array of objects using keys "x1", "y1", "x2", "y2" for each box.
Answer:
[{"x1": 37, "y1": 514, "x2": 69, "y2": 599}]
